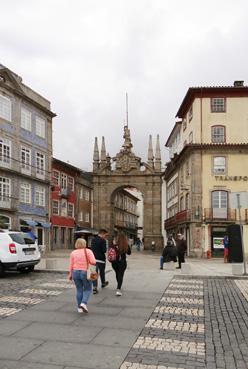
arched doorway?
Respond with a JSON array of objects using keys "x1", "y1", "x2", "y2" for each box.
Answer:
[{"x1": 92, "y1": 126, "x2": 163, "y2": 250}]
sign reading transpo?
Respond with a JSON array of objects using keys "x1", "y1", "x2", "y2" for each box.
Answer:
[{"x1": 215, "y1": 176, "x2": 248, "y2": 181}]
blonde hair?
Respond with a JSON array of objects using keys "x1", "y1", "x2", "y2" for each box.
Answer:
[{"x1": 75, "y1": 238, "x2": 86, "y2": 249}]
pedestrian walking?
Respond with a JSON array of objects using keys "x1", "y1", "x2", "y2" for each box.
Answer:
[
  {"x1": 110, "y1": 232, "x2": 131, "y2": 296},
  {"x1": 91, "y1": 229, "x2": 109, "y2": 294},
  {"x1": 223, "y1": 234, "x2": 229, "y2": 263},
  {"x1": 136, "y1": 237, "x2": 142, "y2": 251},
  {"x1": 176, "y1": 233, "x2": 187, "y2": 269},
  {"x1": 68, "y1": 238, "x2": 96, "y2": 313},
  {"x1": 160, "y1": 235, "x2": 177, "y2": 269}
]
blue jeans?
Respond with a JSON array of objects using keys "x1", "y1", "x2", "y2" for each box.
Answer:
[
  {"x1": 160, "y1": 256, "x2": 164, "y2": 269},
  {"x1": 73, "y1": 270, "x2": 92, "y2": 307}
]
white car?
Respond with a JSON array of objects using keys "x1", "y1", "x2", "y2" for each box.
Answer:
[{"x1": 0, "y1": 230, "x2": 40, "y2": 276}]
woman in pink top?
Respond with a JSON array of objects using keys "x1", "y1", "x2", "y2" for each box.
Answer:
[{"x1": 68, "y1": 238, "x2": 96, "y2": 313}]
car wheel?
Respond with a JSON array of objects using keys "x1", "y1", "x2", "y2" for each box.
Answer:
[{"x1": 0, "y1": 263, "x2": 5, "y2": 278}]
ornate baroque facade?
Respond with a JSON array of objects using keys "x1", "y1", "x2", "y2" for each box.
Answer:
[{"x1": 92, "y1": 126, "x2": 163, "y2": 249}]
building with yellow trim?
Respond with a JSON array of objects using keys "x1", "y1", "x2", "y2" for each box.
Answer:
[{"x1": 164, "y1": 81, "x2": 248, "y2": 258}]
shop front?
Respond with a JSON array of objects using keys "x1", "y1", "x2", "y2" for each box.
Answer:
[{"x1": 211, "y1": 226, "x2": 226, "y2": 257}]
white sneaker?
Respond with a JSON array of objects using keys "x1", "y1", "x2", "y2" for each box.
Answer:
[
  {"x1": 80, "y1": 303, "x2": 88, "y2": 313},
  {"x1": 77, "y1": 307, "x2": 83, "y2": 313},
  {"x1": 116, "y1": 290, "x2": 122, "y2": 296}
]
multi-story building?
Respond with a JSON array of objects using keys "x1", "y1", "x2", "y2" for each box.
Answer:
[
  {"x1": 113, "y1": 188, "x2": 140, "y2": 241},
  {"x1": 0, "y1": 65, "x2": 55, "y2": 247},
  {"x1": 51, "y1": 158, "x2": 81, "y2": 249},
  {"x1": 164, "y1": 81, "x2": 248, "y2": 258},
  {"x1": 76, "y1": 171, "x2": 94, "y2": 242}
]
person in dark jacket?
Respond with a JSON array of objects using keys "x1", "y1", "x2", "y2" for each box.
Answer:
[
  {"x1": 91, "y1": 229, "x2": 109, "y2": 294},
  {"x1": 110, "y1": 232, "x2": 131, "y2": 296},
  {"x1": 176, "y1": 233, "x2": 187, "y2": 269},
  {"x1": 160, "y1": 235, "x2": 177, "y2": 269}
]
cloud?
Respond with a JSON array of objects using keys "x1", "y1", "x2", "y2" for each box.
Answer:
[{"x1": 1, "y1": 0, "x2": 248, "y2": 170}]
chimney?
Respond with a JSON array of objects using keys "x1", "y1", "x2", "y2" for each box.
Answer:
[{"x1": 234, "y1": 80, "x2": 244, "y2": 87}]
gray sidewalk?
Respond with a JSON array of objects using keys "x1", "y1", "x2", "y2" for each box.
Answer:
[{"x1": 1, "y1": 252, "x2": 248, "y2": 369}]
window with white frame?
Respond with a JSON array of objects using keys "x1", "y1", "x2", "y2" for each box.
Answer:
[
  {"x1": 52, "y1": 170, "x2": 60, "y2": 186},
  {"x1": 78, "y1": 211, "x2": 83, "y2": 221},
  {"x1": 68, "y1": 203, "x2": 74, "y2": 217},
  {"x1": 60, "y1": 198, "x2": 67, "y2": 217},
  {"x1": 35, "y1": 116, "x2": 45, "y2": 138},
  {"x1": 211, "y1": 126, "x2": 225, "y2": 143},
  {"x1": 211, "y1": 97, "x2": 226, "y2": 112},
  {"x1": 0, "y1": 94, "x2": 11, "y2": 121},
  {"x1": 189, "y1": 131, "x2": 193, "y2": 143},
  {"x1": 36, "y1": 152, "x2": 45, "y2": 177},
  {"x1": 0, "y1": 138, "x2": 11, "y2": 167},
  {"x1": 20, "y1": 183, "x2": 31, "y2": 204},
  {"x1": 21, "y1": 108, "x2": 31, "y2": 131},
  {"x1": 61, "y1": 173, "x2": 67, "y2": 189},
  {"x1": 213, "y1": 156, "x2": 226, "y2": 174},
  {"x1": 52, "y1": 200, "x2": 59, "y2": 215},
  {"x1": 21, "y1": 147, "x2": 31, "y2": 173},
  {"x1": 68, "y1": 176, "x2": 74, "y2": 191},
  {"x1": 0, "y1": 176, "x2": 10, "y2": 201},
  {"x1": 35, "y1": 186, "x2": 45, "y2": 207}
]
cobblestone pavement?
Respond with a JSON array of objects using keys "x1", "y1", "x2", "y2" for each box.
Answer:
[
  {"x1": 120, "y1": 276, "x2": 248, "y2": 369},
  {"x1": 0, "y1": 271, "x2": 72, "y2": 318}
]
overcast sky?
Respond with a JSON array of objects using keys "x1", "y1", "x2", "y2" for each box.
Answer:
[{"x1": 1, "y1": 0, "x2": 248, "y2": 171}]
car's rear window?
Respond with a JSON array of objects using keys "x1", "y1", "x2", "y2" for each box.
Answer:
[{"x1": 9, "y1": 233, "x2": 35, "y2": 245}]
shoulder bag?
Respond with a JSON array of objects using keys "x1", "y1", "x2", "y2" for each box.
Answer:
[{"x1": 84, "y1": 248, "x2": 98, "y2": 281}]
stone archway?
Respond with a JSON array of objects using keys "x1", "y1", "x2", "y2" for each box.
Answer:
[{"x1": 92, "y1": 126, "x2": 163, "y2": 249}]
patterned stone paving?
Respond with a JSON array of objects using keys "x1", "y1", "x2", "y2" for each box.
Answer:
[
  {"x1": 161, "y1": 297, "x2": 204, "y2": 305},
  {"x1": 145, "y1": 319, "x2": 205, "y2": 333},
  {"x1": 0, "y1": 273, "x2": 71, "y2": 318},
  {"x1": 121, "y1": 276, "x2": 248, "y2": 369}
]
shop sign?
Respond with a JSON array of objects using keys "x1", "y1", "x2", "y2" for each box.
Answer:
[
  {"x1": 215, "y1": 176, "x2": 248, "y2": 181},
  {"x1": 213, "y1": 237, "x2": 224, "y2": 249}
]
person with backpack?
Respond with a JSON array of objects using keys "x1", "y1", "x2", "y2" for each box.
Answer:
[
  {"x1": 108, "y1": 232, "x2": 131, "y2": 296},
  {"x1": 160, "y1": 234, "x2": 177, "y2": 269},
  {"x1": 91, "y1": 229, "x2": 109, "y2": 294}
]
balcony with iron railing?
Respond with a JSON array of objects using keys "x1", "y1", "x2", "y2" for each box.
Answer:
[
  {"x1": 0, "y1": 158, "x2": 50, "y2": 182},
  {"x1": 0, "y1": 196, "x2": 18, "y2": 211},
  {"x1": 164, "y1": 209, "x2": 191, "y2": 229},
  {"x1": 203, "y1": 208, "x2": 236, "y2": 222}
]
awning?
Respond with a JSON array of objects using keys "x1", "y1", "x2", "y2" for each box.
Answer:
[
  {"x1": 20, "y1": 219, "x2": 38, "y2": 227},
  {"x1": 36, "y1": 222, "x2": 51, "y2": 228},
  {"x1": 74, "y1": 227, "x2": 98, "y2": 235}
]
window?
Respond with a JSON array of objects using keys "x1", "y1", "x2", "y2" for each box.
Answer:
[
  {"x1": 188, "y1": 106, "x2": 193, "y2": 121},
  {"x1": 211, "y1": 97, "x2": 226, "y2": 112},
  {"x1": 52, "y1": 170, "x2": 60, "y2": 186},
  {"x1": 185, "y1": 193, "x2": 190, "y2": 209},
  {"x1": 60, "y1": 198, "x2": 67, "y2": 217},
  {"x1": 36, "y1": 152, "x2": 45, "y2": 178},
  {"x1": 68, "y1": 203, "x2": 74, "y2": 217},
  {"x1": 61, "y1": 173, "x2": 67, "y2": 189},
  {"x1": 0, "y1": 138, "x2": 11, "y2": 168},
  {"x1": 35, "y1": 186, "x2": 45, "y2": 207},
  {"x1": 21, "y1": 108, "x2": 31, "y2": 131},
  {"x1": 52, "y1": 200, "x2": 59, "y2": 215},
  {"x1": 85, "y1": 212, "x2": 90, "y2": 222},
  {"x1": 61, "y1": 227, "x2": 66, "y2": 244},
  {"x1": 84, "y1": 189, "x2": 90, "y2": 201},
  {"x1": 211, "y1": 125, "x2": 225, "y2": 143},
  {"x1": 35, "y1": 117, "x2": 45, "y2": 138},
  {"x1": 78, "y1": 211, "x2": 83, "y2": 221},
  {"x1": 212, "y1": 190, "x2": 228, "y2": 218},
  {"x1": 21, "y1": 147, "x2": 31, "y2": 174},
  {"x1": 213, "y1": 156, "x2": 226, "y2": 174},
  {"x1": 183, "y1": 118, "x2": 187, "y2": 130},
  {"x1": 0, "y1": 176, "x2": 10, "y2": 201},
  {"x1": 189, "y1": 132, "x2": 193, "y2": 143},
  {"x1": 180, "y1": 196, "x2": 184, "y2": 211},
  {"x1": 0, "y1": 215, "x2": 11, "y2": 229},
  {"x1": 0, "y1": 94, "x2": 11, "y2": 121},
  {"x1": 20, "y1": 183, "x2": 31, "y2": 204},
  {"x1": 68, "y1": 176, "x2": 74, "y2": 191}
]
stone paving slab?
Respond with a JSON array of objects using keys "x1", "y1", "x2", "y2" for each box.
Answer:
[
  {"x1": 30, "y1": 301, "x2": 68, "y2": 311},
  {"x1": 14, "y1": 322, "x2": 102, "y2": 343},
  {"x1": 0, "y1": 336, "x2": 43, "y2": 360},
  {"x1": 0, "y1": 360, "x2": 63, "y2": 369},
  {"x1": 59, "y1": 303, "x2": 123, "y2": 316},
  {"x1": 74, "y1": 315, "x2": 147, "y2": 330},
  {"x1": 21, "y1": 341, "x2": 129, "y2": 368},
  {"x1": 100, "y1": 297, "x2": 157, "y2": 308},
  {"x1": 0, "y1": 320, "x2": 30, "y2": 336},
  {"x1": 7, "y1": 309, "x2": 78, "y2": 324},
  {"x1": 91, "y1": 327, "x2": 140, "y2": 347},
  {"x1": 118, "y1": 307, "x2": 153, "y2": 318}
]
